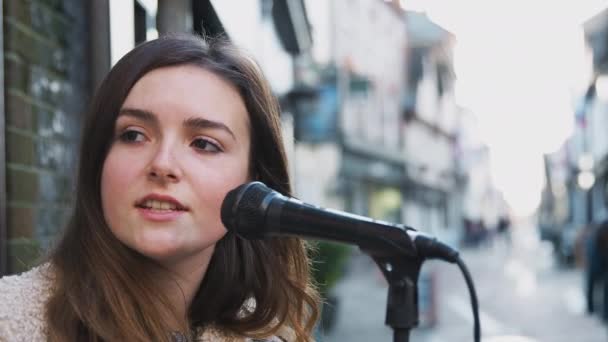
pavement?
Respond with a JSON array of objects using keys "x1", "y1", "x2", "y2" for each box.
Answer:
[{"x1": 319, "y1": 226, "x2": 608, "y2": 342}]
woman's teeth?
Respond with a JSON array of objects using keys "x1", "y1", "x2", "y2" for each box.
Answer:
[{"x1": 142, "y1": 199, "x2": 179, "y2": 210}]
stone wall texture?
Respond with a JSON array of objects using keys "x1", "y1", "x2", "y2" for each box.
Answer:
[{"x1": 4, "y1": 0, "x2": 89, "y2": 272}]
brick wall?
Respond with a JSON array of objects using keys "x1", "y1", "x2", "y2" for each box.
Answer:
[{"x1": 3, "y1": 0, "x2": 89, "y2": 273}]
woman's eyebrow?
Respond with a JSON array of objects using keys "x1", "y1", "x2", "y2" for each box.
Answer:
[
  {"x1": 118, "y1": 108, "x2": 159, "y2": 127},
  {"x1": 117, "y1": 109, "x2": 235, "y2": 141},
  {"x1": 183, "y1": 117, "x2": 236, "y2": 141}
]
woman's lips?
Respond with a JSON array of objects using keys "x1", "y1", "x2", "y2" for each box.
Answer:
[
  {"x1": 135, "y1": 193, "x2": 189, "y2": 211},
  {"x1": 136, "y1": 207, "x2": 187, "y2": 222}
]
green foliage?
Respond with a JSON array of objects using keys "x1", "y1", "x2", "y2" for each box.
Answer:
[
  {"x1": 8, "y1": 237, "x2": 43, "y2": 273},
  {"x1": 310, "y1": 241, "x2": 351, "y2": 297}
]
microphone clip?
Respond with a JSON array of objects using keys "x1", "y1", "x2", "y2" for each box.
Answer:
[{"x1": 365, "y1": 250, "x2": 423, "y2": 338}]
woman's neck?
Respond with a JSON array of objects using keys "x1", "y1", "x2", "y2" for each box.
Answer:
[{"x1": 157, "y1": 246, "x2": 216, "y2": 327}]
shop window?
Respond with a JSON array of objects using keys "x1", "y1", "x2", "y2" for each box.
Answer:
[{"x1": 370, "y1": 187, "x2": 403, "y2": 222}]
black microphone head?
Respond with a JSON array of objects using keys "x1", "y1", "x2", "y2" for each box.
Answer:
[{"x1": 221, "y1": 181, "x2": 277, "y2": 239}]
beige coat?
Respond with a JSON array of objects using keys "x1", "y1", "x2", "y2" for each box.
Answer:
[{"x1": 0, "y1": 265, "x2": 289, "y2": 342}]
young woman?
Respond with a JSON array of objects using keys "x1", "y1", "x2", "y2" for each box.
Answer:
[{"x1": 0, "y1": 34, "x2": 320, "y2": 342}]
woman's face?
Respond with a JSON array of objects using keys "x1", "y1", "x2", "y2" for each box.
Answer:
[{"x1": 101, "y1": 65, "x2": 251, "y2": 265}]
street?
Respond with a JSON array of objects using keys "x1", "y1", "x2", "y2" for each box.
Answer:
[{"x1": 320, "y1": 226, "x2": 608, "y2": 342}]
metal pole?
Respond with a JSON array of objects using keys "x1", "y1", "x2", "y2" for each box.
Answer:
[
  {"x1": 0, "y1": 0, "x2": 8, "y2": 276},
  {"x1": 157, "y1": 0, "x2": 192, "y2": 34},
  {"x1": 89, "y1": 0, "x2": 112, "y2": 91}
]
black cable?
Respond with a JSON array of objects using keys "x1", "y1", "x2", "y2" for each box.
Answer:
[
  {"x1": 456, "y1": 256, "x2": 481, "y2": 342},
  {"x1": 410, "y1": 234, "x2": 481, "y2": 341}
]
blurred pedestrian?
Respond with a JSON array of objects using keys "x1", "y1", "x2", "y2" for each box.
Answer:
[
  {"x1": 0, "y1": 34, "x2": 319, "y2": 342},
  {"x1": 585, "y1": 219, "x2": 608, "y2": 322},
  {"x1": 496, "y1": 215, "x2": 512, "y2": 247}
]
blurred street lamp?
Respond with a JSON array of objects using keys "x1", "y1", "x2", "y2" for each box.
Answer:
[
  {"x1": 577, "y1": 153, "x2": 595, "y2": 190},
  {"x1": 578, "y1": 153, "x2": 594, "y2": 171},
  {"x1": 596, "y1": 75, "x2": 608, "y2": 101},
  {"x1": 578, "y1": 171, "x2": 595, "y2": 190}
]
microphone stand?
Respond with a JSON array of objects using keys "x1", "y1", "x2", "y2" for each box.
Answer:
[{"x1": 363, "y1": 250, "x2": 423, "y2": 342}]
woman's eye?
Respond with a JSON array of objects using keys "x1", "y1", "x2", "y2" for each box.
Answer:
[
  {"x1": 119, "y1": 130, "x2": 146, "y2": 143},
  {"x1": 191, "y1": 138, "x2": 221, "y2": 153}
]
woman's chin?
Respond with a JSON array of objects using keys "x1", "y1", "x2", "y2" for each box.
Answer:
[
  {"x1": 132, "y1": 235, "x2": 191, "y2": 261},
  {"x1": 135, "y1": 243, "x2": 216, "y2": 272},
  {"x1": 118, "y1": 226, "x2": 224, "y2": 264},
  {"x1": 138, "y1": 245, "x2": 185, "y2": 261}
]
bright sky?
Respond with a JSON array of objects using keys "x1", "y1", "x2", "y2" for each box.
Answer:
[{"x1": 402, "y1": 0, "x2": 607, "y2": 216}]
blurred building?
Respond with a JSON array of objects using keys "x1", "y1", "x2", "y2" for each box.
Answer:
[
  {"x1": 456, "y1": 109, "x2": 504, "y2": 243},
  {"x1": 295, "y1": 0, "x2": 407, "y2": 223},
  {"x1": 401, "y1": 11, "x2": 461, "y2": 241},
  {"x1": 300, "y1": 4, "x2": 484, "y2": 240},
  {"x1": 582, "y1": 7, "x2": 608, "y2": 223},
  {"x1": 0, "y1": 0, "x2": 312, "y2": 275},
  {"x1": 539, "y1": 140, "x2": 578, "y2": 262},
  {"x1": 538, "y1": 6, "x2": 608, "y2": 265}
]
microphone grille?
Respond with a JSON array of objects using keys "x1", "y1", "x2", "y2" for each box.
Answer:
[{"x1": 221, "y1": 182, "x2": 274, "y2": 236}]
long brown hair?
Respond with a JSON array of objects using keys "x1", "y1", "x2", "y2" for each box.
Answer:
[{"x1": 46, "y1": 34, "x2": 320, "y2": 342}]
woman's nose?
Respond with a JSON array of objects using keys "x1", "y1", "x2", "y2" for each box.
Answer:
[{"x1": 147, "y1": 144, "x2": 182, "y2": 183}]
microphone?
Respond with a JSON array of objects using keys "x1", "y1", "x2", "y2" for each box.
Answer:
[{"x1": 221, "y1": 182, "x2": 458, "y2": 261}]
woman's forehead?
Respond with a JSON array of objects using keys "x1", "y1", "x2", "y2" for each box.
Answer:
[{"x1": 121, "y1": 65, "x2": 251, "y2": 135}]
